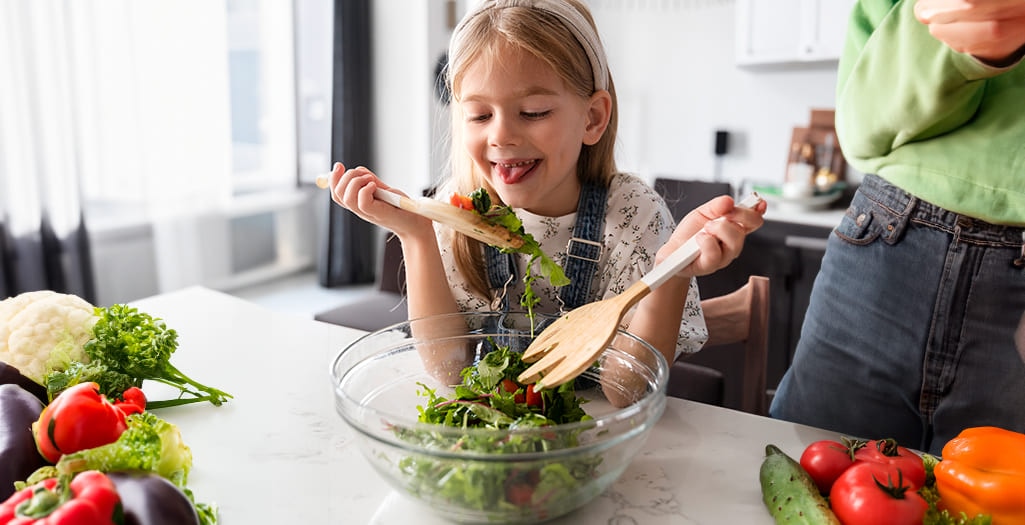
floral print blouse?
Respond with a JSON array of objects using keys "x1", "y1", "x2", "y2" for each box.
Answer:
[{"x1": 437, "y1": 172, "x2": 708, "y2": 358}]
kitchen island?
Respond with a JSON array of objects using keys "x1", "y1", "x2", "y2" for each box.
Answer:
[{"x1": 133, "y1": 286, "x2": 841, "y2": 524}]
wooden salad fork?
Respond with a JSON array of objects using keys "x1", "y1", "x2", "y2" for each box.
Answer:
[
  {"x1": 518, "y1": 193, "x2": 764, "y2": 389},
  {"x1": 316, "y1": 175, "x2": 525, "y2": 250}
]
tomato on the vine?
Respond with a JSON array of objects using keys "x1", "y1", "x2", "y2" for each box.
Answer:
[
  {"x1": 799, "y1": 438, "x2": 860, "y2": 494},
  {"x1": 830, "y1": 461, "x2": 927, "y2": 525},
  {"x1": 853, "y1": 438, "x2": 926, "y2": 489}
]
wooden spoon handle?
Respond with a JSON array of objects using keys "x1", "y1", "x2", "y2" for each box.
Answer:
[
  {"x1": 316, "y1": 174, "x2": 524, "y2": 249},
  {"x1": 372, "y1": 187, "x2": 405, "y2": 208},
  {"x1": 316, "y1": 175, "x2": 418, "y2": 213}
]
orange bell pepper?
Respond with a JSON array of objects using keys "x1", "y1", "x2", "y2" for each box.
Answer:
[{"x1": 934, "y1": 426, "x2": 1025, "y2": 525}]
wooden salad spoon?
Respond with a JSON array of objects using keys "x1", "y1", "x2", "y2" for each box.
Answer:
[
  {"x1": 316, "y1": 175, "x2": 525, "y2": 250},
  {"x1": 518, "y1": 193, "x2": 764, "y2": 389}
]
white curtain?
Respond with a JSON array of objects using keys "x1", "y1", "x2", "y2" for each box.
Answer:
[
  {"x1": 0, "y1": 0, "x2": 233, "y2": 299},
  {"x1": 1, "y1": 1, "x2": 94, "y2": 298}
]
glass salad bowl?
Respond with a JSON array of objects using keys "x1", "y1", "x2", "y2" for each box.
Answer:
[{"x1": 330, "y1": 311, "x2": 668, "y2": 524}]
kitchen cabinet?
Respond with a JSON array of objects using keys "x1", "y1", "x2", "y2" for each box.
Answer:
[
  {"x1": 687, "y1": 219, "x2": 834, "y2": 407},
  {"x1": 735, "y1": 0, "x2": 856, "y2": 66}
]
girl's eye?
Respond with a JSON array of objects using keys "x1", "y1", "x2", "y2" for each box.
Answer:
[
  {"x1": 522, "y1": 110, "x2": 551, "y2": 119},
  {"x1": 467, "y1": 113, "x2": 491, "y2": 122}
]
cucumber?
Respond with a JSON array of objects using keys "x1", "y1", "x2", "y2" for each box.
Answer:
[{"x1": 759, "y1": 444, "x2": 841, "y2": 524}]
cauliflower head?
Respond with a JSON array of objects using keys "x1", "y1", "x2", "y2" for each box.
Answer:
[{"x1": 0, "y1": 290, "x2": 99, "y2": 385}]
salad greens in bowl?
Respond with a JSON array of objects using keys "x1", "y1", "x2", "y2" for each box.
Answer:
[{"x1": 330, "y1": 311, "x2": 668, "y2": 524}]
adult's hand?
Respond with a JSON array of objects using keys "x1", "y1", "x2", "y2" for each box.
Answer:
[{"x1": 914, "y1": 0, "x2": 1025, "y2": 66}]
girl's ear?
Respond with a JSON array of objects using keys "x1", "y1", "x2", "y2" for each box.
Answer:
[{"x1": 582, "y1": 90, "x2": 612, "y2": 146}]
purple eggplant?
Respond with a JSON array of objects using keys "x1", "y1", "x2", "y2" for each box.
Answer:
[
  {"x1": 107, "y1": 471, "x2": 201, "y2": 525},
  {"x1": 0, "y1": 383, "x2": 48, "y2": 500},
  {"x1": 0, "y1": 361, "x2": 47, "y2": 404}
]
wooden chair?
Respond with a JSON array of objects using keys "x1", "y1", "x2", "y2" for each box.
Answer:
[{"x1": 667, "y1": 275, "x2": 771, "y2": 415}]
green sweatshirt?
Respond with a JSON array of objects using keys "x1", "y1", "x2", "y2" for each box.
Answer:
[{"x1": 836, "y1": 0, "x2": 1025, "y2": 226}]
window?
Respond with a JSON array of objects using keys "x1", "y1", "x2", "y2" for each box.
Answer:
[
  {"x1": 227, "y1": 0, "x2": 334, "y2": 194},
  {"x1": 65, "y1": 0, "x2": 332, "y2": 228},
  {"x1": 226, "y1": 0, "x2": 300, "y2": 196}
]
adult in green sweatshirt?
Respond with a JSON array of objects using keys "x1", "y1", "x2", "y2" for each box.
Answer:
[{"x1": 771, "y1": 0, "x2": 1025, "y2": 456}]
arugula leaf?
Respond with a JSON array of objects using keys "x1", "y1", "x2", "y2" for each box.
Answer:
[{"x1": 469, "y1": 187, "x2": 492, "y2": 215}]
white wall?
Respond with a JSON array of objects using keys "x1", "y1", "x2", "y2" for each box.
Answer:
[
  {"x1": 371, "y1": 0, "x2": 840, "y2": 194},
  {"x1": 370, "y1": 2, "x2": 435, "y2": 194},
  {"x1": 592, "y1": 0, "x2": 839, "y2": 190}
]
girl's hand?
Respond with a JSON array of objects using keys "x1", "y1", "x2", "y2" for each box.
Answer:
[
  {"x1": 657, "y1": 195, "x2": 766, "y2": 279},
  {"x1": 325, "y1": 162, "x2": 434, "y2": 239},
  {"x1": 914, "y1": 0, "x2": 1025, "y2": 66}
]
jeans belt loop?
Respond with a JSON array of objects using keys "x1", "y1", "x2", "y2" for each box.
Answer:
[{"x1": 1014, "y1": 231, "x2": 1025, "y2": 268}]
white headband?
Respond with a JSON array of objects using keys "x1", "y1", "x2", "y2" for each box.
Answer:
[{"x1": 452, "y1": 0, "x2": 610, "y2": 92}]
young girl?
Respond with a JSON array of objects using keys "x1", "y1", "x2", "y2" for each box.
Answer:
[{"x1": 326, "y1": 0, "x2": 765, "y2": 380}]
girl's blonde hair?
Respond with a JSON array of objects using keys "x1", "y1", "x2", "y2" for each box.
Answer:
[{"x1": 443, "y1": 0, "x2": 619, "y2": 300}]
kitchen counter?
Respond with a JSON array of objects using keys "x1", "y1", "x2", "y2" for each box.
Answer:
[
  {"x1": 763, "y1": 205, "x2": 845, "y2": 229},
  {"x1": 132, "y1": 286, "x2": 843, "y2": 524}
]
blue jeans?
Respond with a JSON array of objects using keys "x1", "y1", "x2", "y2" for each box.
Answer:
[{"x1": 770, "y1": 174, "x2": 1025, "y2": 455}]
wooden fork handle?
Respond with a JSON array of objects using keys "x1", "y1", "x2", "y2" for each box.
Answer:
[
  {"x1": 641, "y1": 192, "x2": 763, "y2": 291},
  {"x1": 641, "y1": 237, "x2": 701, "y2": 291}
]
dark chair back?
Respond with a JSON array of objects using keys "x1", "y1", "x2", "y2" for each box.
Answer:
[
  {"x1": 653, "y1": 177, "x2": 733, "y2": 222},
  {"x1": 378, "y1": 233, "x2": 405, "y2": 294}
]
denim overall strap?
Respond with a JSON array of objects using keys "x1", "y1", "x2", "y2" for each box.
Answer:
[
  {"x1": 560, "y1": 181, "x2": 608, "y2": 309},
  {"x1": 483, "y1": 181, "x2": 608, "y2": 310}
]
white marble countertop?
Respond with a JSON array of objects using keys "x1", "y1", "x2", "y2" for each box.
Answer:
[{"x1": 132, "y1": 286, "x2": 842, "y2": 524}]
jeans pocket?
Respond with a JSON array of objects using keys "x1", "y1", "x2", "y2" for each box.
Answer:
[{"x1": 834, "y1": 192, "x2": 906, "y2": 246}]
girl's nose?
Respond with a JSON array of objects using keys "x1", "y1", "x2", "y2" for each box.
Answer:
[{"x1": 488, "y1": 113, "x2": 519, "y2": 147}]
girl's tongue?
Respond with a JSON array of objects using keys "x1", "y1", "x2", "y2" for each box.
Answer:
[{"x1": 494, "y1": 160, "x2": 537, "y2": 184}]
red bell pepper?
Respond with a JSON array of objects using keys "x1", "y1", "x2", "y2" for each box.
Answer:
[
  {"x1": 31, "y1": 382, "x2": 128, "y2": 464},
  {"x1": 113, "y1": 386, "x2": 147, "y2": 416},
  {"x1": 0, "y1": 470, "x2": 121, "y2": 524}
]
